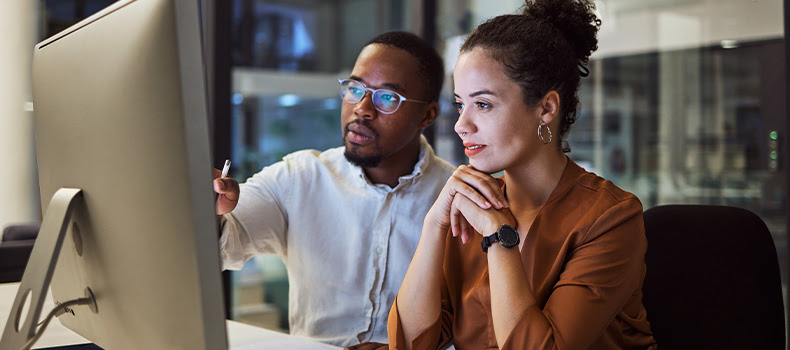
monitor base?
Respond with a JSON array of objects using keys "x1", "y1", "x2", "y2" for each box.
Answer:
[{"x1": 0, "y1": 188, "x2": 83, "y2": 350}]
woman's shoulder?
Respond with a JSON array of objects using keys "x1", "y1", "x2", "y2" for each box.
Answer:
[
  {"x1": 574, "y1": 171, "x2": 641, "y2": 206},
  {"x1": 545, "y1": 161, "x2": 643, "y2": 232},
  {"x1": 544, "y1": 166, "x2": 645, "y2": 249}
]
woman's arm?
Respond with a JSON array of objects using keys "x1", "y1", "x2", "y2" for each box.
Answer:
[
  {"x1": 394, "y1": 166, "x2": 508, "y2": 349},
  {"x1": 487, "y1": 242, "x2": 536, "y2": 346},
  {"x1": 449, "y1": 193, "x2": 531, "y2": 347},
  {"x1": 394, "y1": 216, "x2": 449, "y2": 349}
]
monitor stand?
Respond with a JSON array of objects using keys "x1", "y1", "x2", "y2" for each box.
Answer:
[{"x1": 0, "y1": 188, "x2": 95, "y2": 350}]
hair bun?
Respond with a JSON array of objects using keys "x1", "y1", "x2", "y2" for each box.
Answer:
[{"x1": 522, "y1": 0, "x2": 601, "y2": 64}]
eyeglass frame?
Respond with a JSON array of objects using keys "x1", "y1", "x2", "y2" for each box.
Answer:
[{"x1": 337, "y1": 79, "x2": 429, "y2": 114}]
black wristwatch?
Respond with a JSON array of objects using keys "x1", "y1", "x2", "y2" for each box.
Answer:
[{"x1": 481, "y1": 224, "x2": 519, "y2": 253}]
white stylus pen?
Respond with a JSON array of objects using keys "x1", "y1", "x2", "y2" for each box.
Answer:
[{"x1": 221, "y1": 159, "x2": 231, "y2": 178}]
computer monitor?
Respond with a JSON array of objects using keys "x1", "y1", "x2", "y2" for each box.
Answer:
[{"x1": 0, "y1": 0, "x2": 228, "y2": 349}]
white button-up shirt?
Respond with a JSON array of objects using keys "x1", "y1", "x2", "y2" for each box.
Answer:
[{"x1": 220, "y1": 136, "x2": 456, "y2": 347}]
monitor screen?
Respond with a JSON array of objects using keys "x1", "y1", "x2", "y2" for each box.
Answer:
[{"x1": 1, "y1": 0, "x2": 228, "y2": 349}]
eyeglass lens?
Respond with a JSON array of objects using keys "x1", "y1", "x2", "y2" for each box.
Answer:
[{"x1": 339, "y1": 80, "x2": 402, "y2": 113}]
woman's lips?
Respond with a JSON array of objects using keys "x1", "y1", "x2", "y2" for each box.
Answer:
[{"x1": 463, "y1": 142, "x2": 486, "y2": 157}]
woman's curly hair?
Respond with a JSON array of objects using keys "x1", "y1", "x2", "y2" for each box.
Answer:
[{"x1": 460, "y1": 0, "x2": 601, "y2": 152}]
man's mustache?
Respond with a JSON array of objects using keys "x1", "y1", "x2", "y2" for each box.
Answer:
[{"x1": 344, "y1": 119, "x2": 379, "y2": 138}]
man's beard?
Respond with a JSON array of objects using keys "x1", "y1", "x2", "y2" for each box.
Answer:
[
  {"x1": 343, "y1": 120, "x2": 383, "y2": 168},
  {"x1": 344, "y1": 150, "x2": 383, "y2": 168}
]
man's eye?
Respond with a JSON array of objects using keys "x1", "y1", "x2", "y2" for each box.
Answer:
[{"x1": 380, "y1": 93, "x2": 397, "y2": 102}]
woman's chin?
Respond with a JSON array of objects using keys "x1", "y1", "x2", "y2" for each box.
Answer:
[{"x1": 468, "y1": 161, "x2": 502, "y2": 176}]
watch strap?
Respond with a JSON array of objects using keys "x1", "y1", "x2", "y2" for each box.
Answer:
[{"x1": 481, "y1": 232, "x2": 499, "y2": 253}]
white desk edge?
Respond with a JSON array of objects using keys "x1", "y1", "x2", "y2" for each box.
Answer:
[{"x1": 0, "y1": 282, "x2": 340, "y2": 349}]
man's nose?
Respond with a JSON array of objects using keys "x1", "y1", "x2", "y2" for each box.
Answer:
[{"x1": 354, "y1": 91, "x2": 377, "y2": 119}]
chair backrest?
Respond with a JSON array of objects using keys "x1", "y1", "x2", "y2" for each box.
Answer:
[
  {"x1": 0, "y1": 223, "x2": 40, "y2": 283},
  {"x1": 0, "y1": 241, "x2": 36, "y2": 283},
  {"x1": 1, "y1": 222, "x2": 41, "y2": 242},
  {"x1": 642, "y1": 205, "x2": 786, "y2": 349}
]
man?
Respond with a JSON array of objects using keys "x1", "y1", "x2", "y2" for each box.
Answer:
[{"x1": 213, "y1": 31, "x2": 455, "y2": 347}]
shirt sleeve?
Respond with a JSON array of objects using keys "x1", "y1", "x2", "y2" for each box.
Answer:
[
  {"x1": 501, "y1": 198, "x2": 647, "y2": 350},
  {"x1": 387, "y1": 267, "x2": 454, "y2": 349},
  {"x1": 219, "y1": 161, "x2": 291, "y2": 270}
]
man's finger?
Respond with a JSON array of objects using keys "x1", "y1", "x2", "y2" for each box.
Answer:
[
  {"x1": 213, "y1": 178, "x2": 224, "y2": 192},
  {"x1": 214, "y1": 178, "x2": 239, "y2": 200}
]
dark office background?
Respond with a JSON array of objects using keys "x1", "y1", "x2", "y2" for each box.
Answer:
[{"x1": 39, "y1": 0, "x2": 790, "y2": 342}]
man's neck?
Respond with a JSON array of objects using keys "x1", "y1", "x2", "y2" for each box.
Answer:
[{"x1": 363, "y1": 139, "x2": 422, "y2": 188}]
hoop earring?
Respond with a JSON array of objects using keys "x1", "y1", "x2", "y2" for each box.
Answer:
[{"x1": 538, "y1": 124, "x2": 552, "y2": 144}]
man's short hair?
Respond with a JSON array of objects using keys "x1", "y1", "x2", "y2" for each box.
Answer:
[{"x1": 366, "y1": 31, "x2": 444, "y2": 103}]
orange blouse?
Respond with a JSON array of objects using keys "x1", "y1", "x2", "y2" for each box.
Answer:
[{"x1": 388, "y1": 159, "x2": 657, "y2": 349}]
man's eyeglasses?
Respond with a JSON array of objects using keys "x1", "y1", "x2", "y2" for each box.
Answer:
[{"x1": 338, "y1": 79, "x2": 428, "y2": 114}]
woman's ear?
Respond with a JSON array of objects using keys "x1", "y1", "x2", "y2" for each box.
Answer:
[{"x1": 539, "y1": 90, "x2": 560, "y2": 125}]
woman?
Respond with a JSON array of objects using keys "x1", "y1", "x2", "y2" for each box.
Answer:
[{"x1": 388, "y1": 0, "x2": 657, "y2": 349}]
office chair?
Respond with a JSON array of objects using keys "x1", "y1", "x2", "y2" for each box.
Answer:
[
  {"x1": 2, "y1": 222, "x2": 40, "y2": 241},
  {"x1": 0, "y1": 222, "x2": 40, "y2": 283},
  {"x1": 642, "y1": 205, "x2": 786, "y2": 350}
]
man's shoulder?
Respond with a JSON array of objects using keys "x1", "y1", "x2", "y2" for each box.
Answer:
[
  {"x1": 424, "y1": 153, "x2": 457, "y2": 178},
  {"x1": 248, "y1": 146, "x2": 351, "y2": 192},
  {"x1": 278, "y1": 147, "x2": 348, "y2": 176},
  {"x1": 280, "y1": 146, "x2": 347, "y2": 169},
  {"x1": 433, "y1": 156, "x2": 457, "y2": 173},
  {"x1": 282, "y1": 148, "x2": 330, "y2": 162}
]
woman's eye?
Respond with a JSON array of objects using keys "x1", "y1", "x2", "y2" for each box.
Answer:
[
  {"x1": 453, "y1": 102, "x2": 464, "y2": 113},
  {"x1": 476, "y1": 102, "x2": 490, "y2": 109}
]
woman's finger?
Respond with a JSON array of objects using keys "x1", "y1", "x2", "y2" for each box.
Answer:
[
  {"x1": 452, "y1": 195, "x2": 473, "y2": 244},
  {"x1": 454, "y1": 165, "x2": 508, "y2": 209},
  {"x1": 459, "y1": 213, "x2": 473, "y2": 245},
  {"x1": 450, "y1": 198, "x2": 462, "y2": 239}
]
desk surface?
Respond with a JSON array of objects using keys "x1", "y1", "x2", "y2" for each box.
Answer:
[{"x1": 0, "y1": 283, "x2": 339, "y2": 349}]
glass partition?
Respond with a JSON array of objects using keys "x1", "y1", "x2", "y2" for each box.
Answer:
[{"x1": 572, "y1": 41, "x2": 786, "y2": 283}]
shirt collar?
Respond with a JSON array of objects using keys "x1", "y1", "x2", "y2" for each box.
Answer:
[
  {"x1": 404, "y1": 134, "x2": 431, "y2": 179},
  {"x1": 543, "y1": 157, "x2": 587, "y2": 206},
  {"x1": 352, "y1": 134, "x2": 433, "y2": 187}
]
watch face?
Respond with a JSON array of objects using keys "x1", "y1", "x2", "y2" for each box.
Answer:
[{"x1": 498, "y1": 225, "x2": 519, "y2": 247}]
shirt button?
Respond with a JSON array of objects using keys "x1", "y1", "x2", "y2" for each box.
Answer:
[{"x1": 376, "y1": 247, "x2": 383, "y2": 254}]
